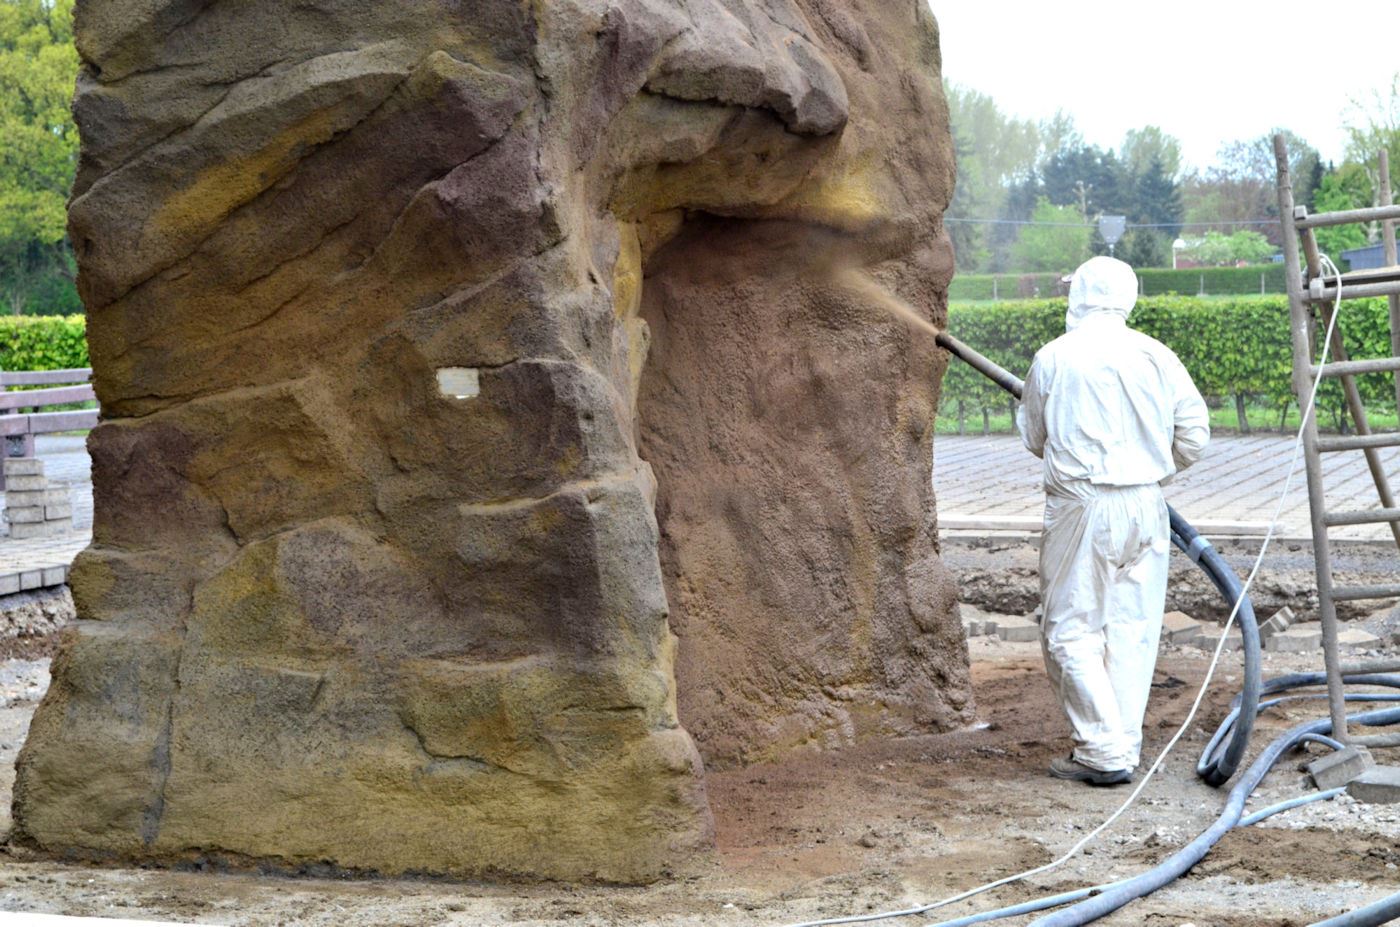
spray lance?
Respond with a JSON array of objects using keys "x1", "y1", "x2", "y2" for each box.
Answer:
[{"x1": 836, "y1": 269, "x2": 1263, "y2": 787}]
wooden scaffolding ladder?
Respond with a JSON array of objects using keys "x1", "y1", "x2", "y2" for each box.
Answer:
[{"x1": 1274, "y1": 134, "x2": 1400, "y2": 748}]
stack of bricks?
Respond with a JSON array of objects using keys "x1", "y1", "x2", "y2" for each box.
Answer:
[{"x1": 3, "y1": 458, "x2": 73, "y2": 539}]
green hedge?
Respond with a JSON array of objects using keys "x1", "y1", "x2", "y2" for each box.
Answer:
[
  {"x1": 0, "y1": 315, "x2": 89, "y2": 372},
  {"x1": 946, "y1": 273, "x2": 1064, "y2": 301},
  {"x1": 941, "y1": 296, "x2": 1395, "y2": 429},
  {"x1": 948, "y1": 265, "x2": 1288, "y2": 302},
  {"x1": 1137, "y1": 263, "x2": 1287, "y2": 296}
]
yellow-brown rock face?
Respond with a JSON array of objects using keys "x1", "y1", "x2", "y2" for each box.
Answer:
[{"x1": 15, "y1": 0, "x2": 968, "y2": 881}]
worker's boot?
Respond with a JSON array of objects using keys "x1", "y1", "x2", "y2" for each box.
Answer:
[{"x1": 1048, "y1": 756, "x2": 1132, "y2": 786}]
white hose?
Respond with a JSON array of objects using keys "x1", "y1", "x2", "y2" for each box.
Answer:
[{"x1": 779, "y1": 256, "x2": 1346, "y2": 927}]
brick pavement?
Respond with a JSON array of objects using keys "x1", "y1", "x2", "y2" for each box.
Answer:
[
  {"x1": 935, "y1": 434, "x2": 1400, "y2": 543},
  {"x1": 0, "y1": 436, "x2": 92, "y2": 588}
]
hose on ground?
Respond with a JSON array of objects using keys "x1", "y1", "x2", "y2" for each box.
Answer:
[
  {"x1": 1166, "y1": 509, "x2": 1263, "y2": 786},
  {"x1": 923, "y1": 780, "x2": 1351, "y2": 927},
  {"x1": 1237, "y1": 787, "x2": 1345, "y2": 827},
  {"x1": 1026, "y1": 705, "x2": 1400, "y2": 926},
  {"x1": 1309, "y1": 889, "x2": 1400, "y2": 927},
  {"x1": 1198, "y1": 674, "x2": 1400, "y2": 775}
]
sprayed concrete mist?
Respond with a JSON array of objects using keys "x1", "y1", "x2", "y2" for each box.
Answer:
[{"x1": 834, "y1": 268, "x2": 945, "y2": 341}]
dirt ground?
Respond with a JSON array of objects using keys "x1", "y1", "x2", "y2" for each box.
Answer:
[{"x1": 0, "y1": 622, "x2": 1396, "y2": 926}]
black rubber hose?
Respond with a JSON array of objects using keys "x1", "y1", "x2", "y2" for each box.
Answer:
[
  {"x1": 1029, "y1": 705, "x2": 1400, "y2": 927},
  {"x1": 1310, "y1": 889, "x2": 1400, "y2": 927},
  {"x1": 1167, "y1": 509, "x2": 1262, "y2": 786},
  {"x1": 1199, "y1": 674, "x2": 1400, "y2": 774}
]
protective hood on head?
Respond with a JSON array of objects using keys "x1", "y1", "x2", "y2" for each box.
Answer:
[{"x1": 1066, "y1": 256, "x2": 1137, "y2": 331}]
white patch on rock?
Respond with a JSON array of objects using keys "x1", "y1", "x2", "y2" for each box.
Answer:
[{"x1": 436, "y1": 367, "x2": 480, "y2": 400}]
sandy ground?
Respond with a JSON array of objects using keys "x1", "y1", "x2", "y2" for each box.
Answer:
[{"x1": 0, "y1": 631, "x2": 1395, "y2": 926}]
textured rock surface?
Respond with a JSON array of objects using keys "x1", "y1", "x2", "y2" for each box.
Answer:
[
  {"x1": 16, "y1": 0, "x2": 965, "y2": 881},
  {"x1": 640, "y1": 221, "x2": 966, "y2": 766}
]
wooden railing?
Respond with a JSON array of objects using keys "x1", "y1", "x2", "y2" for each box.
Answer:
[{"x1": 0, "y1": 368, "x2": 98, "y2": 460}]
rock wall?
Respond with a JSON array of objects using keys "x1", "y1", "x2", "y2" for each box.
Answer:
[
  {"x1": 640, "y1": 220, "x2": 967, "y2": 767},
  {"x1": 15, "y1": 0, "x2": 966, "y2": 881}
]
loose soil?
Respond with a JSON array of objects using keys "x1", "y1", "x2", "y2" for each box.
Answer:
[{"x1": 0, "y1": 630, "x2": 1395, "y2": 925}]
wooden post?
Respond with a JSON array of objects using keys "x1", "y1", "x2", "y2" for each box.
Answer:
[
  {"x1": 1380, "y1": 149, "x2": 1400, "y2": 415},
  {"x1": 1198, "y1": 273, "x2": 1205, "y2": 296},
  {"x1": 992, "y1": 277, "x2": 998, "y2": 301},
  {"x1": 958, "y1": 399, "x2": 966, "y2": 435},
  {"x1": 1260, "y1": 272, "x2": 1266, "y2": 295},
  {"x1": 1275, "y1": 132, "x2": 1350, "y2": 743}
]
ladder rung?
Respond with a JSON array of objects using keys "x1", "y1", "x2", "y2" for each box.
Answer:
[
  {"x1": 1294, "y1": 203, "x2": 1400, "y2": 229},
  {"x1": 1329, "y1": 263, "x2": 1400, "y2": 284},
  {"x1": 1307, "y1": 278, "x2": 1400, "y2": 301},
  {"x1": 1323, "y1": 507, "x2": 1400, "y2": 527},
  {"x1": 1316, "y1": 432, "x2": 1400, "y2": 452},
  {"x1": 1331, "y1": 583, "x2": 1400, "y2": 602},
  {"x1": 1311, "y1": 356, "x2": 1400, "y2": 378}
]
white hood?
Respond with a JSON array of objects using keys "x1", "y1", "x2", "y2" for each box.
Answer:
[{"x1": 1066, "y1": 256, "x2": 1138, "y2": 331}]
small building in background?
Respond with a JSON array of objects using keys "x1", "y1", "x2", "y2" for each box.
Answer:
[{"x1": 1341, "y1": 242, "x2": 1388, "y2": 270}]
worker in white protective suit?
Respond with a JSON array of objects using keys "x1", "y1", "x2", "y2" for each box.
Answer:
[{"x1": 1017, "y1": 256, "x2": 1210, "y2": 786}]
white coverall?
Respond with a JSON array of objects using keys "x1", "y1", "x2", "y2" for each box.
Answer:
[{"x1": 1016, "y1": 257, "x2": 1211, "y2": 772}]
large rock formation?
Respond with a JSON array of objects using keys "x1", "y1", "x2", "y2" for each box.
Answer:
[{"x1": 15, "y1": 0, "x2": 967, "y2": 881}]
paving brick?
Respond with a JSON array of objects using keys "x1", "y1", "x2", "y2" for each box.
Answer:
[
  {"x1": 1259, "y1": 606, "x2": 1294, "y2": 639},
  {"x1": 7, "y1": 521, "x2": 55, "y2": 540},
  {"x1": 980, "y1": 617, "x2": 999, "y2": 637},
  {"x1": 41, "y1": 487, "x2": 69, "y2": 505},
  {"x1": 1196, "y1": 627, "x2": 1243, "y2": 652},
  {"x1": 1337, "y1": 628, "x2": 1382, "y2": 650},
  {"x1": 1162, "y1": 611, "x2": 1203, "y2": 645},
  {"x1": 1307, "y1": 746, "x2": 1374, "y2": 789},
  {"x1": 997, "y1": 615, "x2": 1040, "y2": 643},
  {"x1": 1346, "y1": 766, "x2": 1400, "y2": 804},
  {"x1": 0, "y1": 572, "x2": 18, "y2": 595},
  {"x1": 4, "y1": 505, "x2": 43, "y2": 523},
  {"x1": 44, "y1": 504, "x2": 72, "y2": 520},
  {"x1": 19, "y1": 569, "x2": 42, "y2": 591},
  {"x1": 2, "y1": 458, "x2": 43, "y2": 476},
  {"x1": 4, "y1": 490, "x2": 46, "y2": 507},
  {"x1": 40, "y1": 566, "x2": 66, "y2": 586},
  {"x1": 1265, "y1": 626, "x2": 1321, "y2": 652},
  {"x1": 4, "y1": 474, "x2": 46, "y2": 492}
]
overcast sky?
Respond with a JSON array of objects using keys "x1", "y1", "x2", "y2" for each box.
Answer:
[{"x1": 928, "y1": 1, "x2": 1400, "y2": 171}]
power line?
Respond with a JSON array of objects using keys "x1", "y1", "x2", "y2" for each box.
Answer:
[{"x1": 944, "y1": 217, "x2": 1278, "y2": 229}]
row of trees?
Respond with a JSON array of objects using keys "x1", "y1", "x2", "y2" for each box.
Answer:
[
  {"x1": 946, "y1": 79, "x2": 1400, "y2": 275},
  {"x1": 1, "y1": 0, "x2": 78, "y2": 315}
]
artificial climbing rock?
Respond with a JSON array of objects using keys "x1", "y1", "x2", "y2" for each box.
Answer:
[{"x1": 16, "y1": 0, "x2": 966, "y2": 881}]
